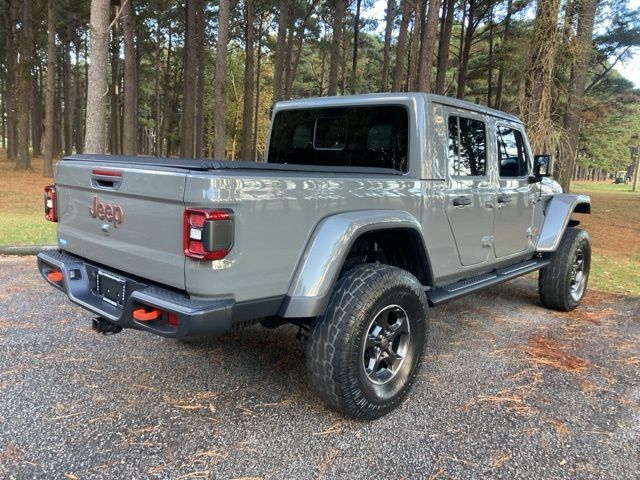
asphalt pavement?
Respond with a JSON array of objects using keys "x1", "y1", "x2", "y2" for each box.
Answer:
[{"x1": 0, "y1": 255, "x2": 638, "y2": 479}]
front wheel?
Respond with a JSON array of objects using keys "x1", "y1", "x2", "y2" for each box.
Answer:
[
  {"x1": 307, "y1": 264, "x2": 428, "y2": 419},
  {"x1": 539, "y1": 227, "x2": 591, "y2": 311}
]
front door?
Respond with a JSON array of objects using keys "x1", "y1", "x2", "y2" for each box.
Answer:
[
  {"x1": 444, "y1": 113, "x2": 495, "y2": 266},
  {"x1": 493, "y1": 124, "x2": 535, "y2": 258}
]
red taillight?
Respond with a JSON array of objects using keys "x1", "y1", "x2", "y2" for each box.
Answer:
[
  {"x1": 44, "y1": 185, "x2": 57, "y2": 222},
  {"x1": 183, "y1": 208, "x2": 233, "y2": 260},
  {"x1": 183, "y1": 208, "x2": 234, "y2": 261}
]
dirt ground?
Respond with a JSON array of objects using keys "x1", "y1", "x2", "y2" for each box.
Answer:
[{"x1": 0, "y1": 256, "x2": 638, "y2": 479}]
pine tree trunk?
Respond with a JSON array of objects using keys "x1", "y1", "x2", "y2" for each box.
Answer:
[
  {"x1": 84, "y1": 0, "x2": 110, "y2": 154},
  {"x1": 350, "y1": 0, "x2": 362, "y2": 94},
  {"x1": 154, "y1": 16, "x2": 162, "y2": 156},
  {"x1": 213, "y1": 0, "x2": 230, "y2": 159},
  {"x1": 110, "y1": 16, "x2": 122, "y2": 155},
  {"x1": 55, "y1": 55, "x2": 62, "y2": 156},
  {"x1": 417, "y1": 0, "x2": 441, "y2": 92},
  {"x1": 286, "y1": 1, "x2": 318, "y2": 98},
  {"x1": 160, "y1": 26, "x2": 173, "y2": 155},
  {"x1": 456, "y1": 0, "x2": 475, "y2": 99},
  {"x1": 63, "y1": 36, "x2": 73, "y2": 155},
  {"x1": 31, "y1": 68, "x2": 43, "y2": 157},
  {"x1": 494, "y1": 0, "x2": 512, "y2": 109},
  {"x1": 272, "y1": 0, "x2": 289, "y2": 103},
  {"x1": 381, "y1": 0, "x2": 395, "y2": 92},
  {"x1": 559, "y1": 0, "x2": 597, "y2": 191},
  {"x1": 180, "y1": 0, "x2": 197, "y2": 158},
  {"x1": 44, "y1": 0, "x2": 57, "y2": 176},
  {"x1": 194, "y1": 0, "x2": 205, "y2": 158},
  {"x1": 392, "y1": 0, "x2": 412, "y2": 91},
  {"x1": 319, "y1": 36, "x2": 327, "y2": 95},
  {"x1": 253, "y1": 12, "x2": 265, "y2": 161},
  {"x1": 340, "y1": 33, "x2": 348, "y2": 94},
  {"x1": 282, "y1": 4, "x2": 298, "y2": 99},
  {"x1": 16, "y1": 0, "x2": 34, "y2": 170},
  {"x1": 328, "y1": 0, "x2": 346, "y2": 96},
  {"x1": 487, "y1": 6, "x2": 494, "y2": 106},
  {"x1": 435, "y1": 0, "x2": 456, "y2": 95},
  {"x1": 408, "y1": 4, "x2": 422, "y2": 91},
  {"x1": 520, "y1": 0, "x2": 562, "y2": 156},
  {"x1": 1, "y1": 74, "x2": 6, "y2": 149},
  {"x1": 74, "y1": 39, "x2": 84, "y2": 153},
  {"x1": 240, "y1": 0, "x2": 255, "y2": 160},
  {"x1": 122, "y1": 0, "x2": 138, "y2": 155},
  {"x1": 5, "y1": 3, "x2": 17, "y2": 161}
]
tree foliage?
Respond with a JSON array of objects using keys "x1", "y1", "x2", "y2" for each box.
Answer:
[{"x1": 0, "y1": 0, "x2": 638, "y2": 186}]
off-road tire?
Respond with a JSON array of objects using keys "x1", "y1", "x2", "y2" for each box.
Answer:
[
  {"x1": 307, "y1": 263, "x2": 428, "y2": 419},
  {"x1": 539, "y1": 227, "x2": 591, "y2": 311}
]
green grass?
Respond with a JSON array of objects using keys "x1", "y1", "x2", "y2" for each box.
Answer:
[
  {"x1": 571, "y1": 181, "x2": 640, "y2": 195},
  {"x1": 0, "y1": 213, "x2": 57, "y2": 246},
  {"x1": 590, "y1": 254, "x2": 640, "y2": 297},
  {"x1": 569, "y1": 180, "x2": 640, "y2": 296}
]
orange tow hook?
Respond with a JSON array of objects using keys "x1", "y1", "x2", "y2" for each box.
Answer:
[
  {"x1": 133, "y1": 308, "x2": 161, "y2": 321},
  {"x1": 47, "y1": 270, "x2": 63, "y2": 283}
]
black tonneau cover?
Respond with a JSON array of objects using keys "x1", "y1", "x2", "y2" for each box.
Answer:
[{"x1": 63, "y1": 154, "x2": 404, "y2": 176}]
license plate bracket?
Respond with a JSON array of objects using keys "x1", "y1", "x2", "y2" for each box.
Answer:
[{"x1": 96, "y1": 270, "x2": 127, "y2": 307}]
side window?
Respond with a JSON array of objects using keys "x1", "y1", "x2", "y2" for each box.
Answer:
[
  {"x1": 496, "y1": 126, "x2": 528, "y2": 177},
  {"x1": 448, "y1": 115, "x2": 486, "y2": 177}
]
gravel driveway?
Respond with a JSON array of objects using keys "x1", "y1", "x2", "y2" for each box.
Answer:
[{"x1": 0, "y1": 255, "x2": 638, "y2": 479}]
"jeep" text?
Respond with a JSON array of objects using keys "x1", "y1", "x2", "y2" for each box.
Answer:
[{"x1": 89, "y1": 196, "x2": 124, "y2": 227}]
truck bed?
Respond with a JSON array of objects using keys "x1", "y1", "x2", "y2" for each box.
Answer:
[{"x1": 64, "y1": 154, "x2": 404, "y2": 176}]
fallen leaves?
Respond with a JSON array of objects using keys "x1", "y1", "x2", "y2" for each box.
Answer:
[
  {"x1": 469, "y1": 394, "x2": 538, "y2": 417},
  {"x1": 548, "y1": 419, "x2": 572, "y2": 441},
  {"x1": 620, "y1": 356, "x2": 640, "y2": 366},
  {"x1": 489, "y1": 451, "x2": 511, "y2": 470},
  {"x1": 313, "y1": 420, "x2": 346, "y2": 436},
  {"x1": 524, "y1": 336, "x2": 589, "y2": 373}
]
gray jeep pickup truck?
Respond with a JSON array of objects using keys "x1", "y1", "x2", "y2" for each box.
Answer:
[{"x1": 38, "y1": 93, "x2": 591, "y2": 419}]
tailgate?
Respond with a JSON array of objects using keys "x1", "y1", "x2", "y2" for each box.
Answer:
[{"x1": 55, "y1": 161, "x2": 187, "y2": 289}]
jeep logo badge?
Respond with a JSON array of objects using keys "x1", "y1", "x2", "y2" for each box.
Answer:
[{"x1": 89, "y1": 196, "x2": 124, "y2": 228}]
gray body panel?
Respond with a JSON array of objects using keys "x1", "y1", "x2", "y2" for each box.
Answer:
[
  {"x1": 283, "y1": 210, "x2": 424, "y2": 317},
  {"x1": 51, "y1": 92, "x2": 589, "y2": 323},
  {"x1": 536, "y1": 193, "x2": 591, "y2": 252},
  {"x1": 55, "y1": 162, "x2": 188, "y2": 290},
  {"x1": 182, "y1": 172, "x2": 425, "y2": 302}
]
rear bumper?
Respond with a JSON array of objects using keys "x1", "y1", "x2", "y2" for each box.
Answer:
[{"x1": 37, "y1": 250, "x2": 282, "y2": 338}]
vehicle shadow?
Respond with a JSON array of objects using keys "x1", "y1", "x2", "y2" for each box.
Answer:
[{"x1": 163, "y1": 278, "x2": 545, "y2": 411}]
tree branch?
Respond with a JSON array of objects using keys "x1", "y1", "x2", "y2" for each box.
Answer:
[
  {"x1": 108, "y1": 0, "x2": 130, "y2": 32},
  {"x1": 584, "y1": 45, "x2": 632, "y2": 94}
]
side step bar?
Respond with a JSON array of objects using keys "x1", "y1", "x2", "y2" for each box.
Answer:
[{"x1": 427, "y1": 257, "x2": 551, "y2": 306}]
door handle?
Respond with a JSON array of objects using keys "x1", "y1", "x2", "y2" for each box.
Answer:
[
  {"x1": 497, "y1": 195, "x2": 512, "y2": 204},
  {"x1": 452, "y1": 196, "x2": 472, "y2": 207}
]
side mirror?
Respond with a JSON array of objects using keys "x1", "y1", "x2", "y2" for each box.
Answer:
[{"x1": 533, "y1": 154, "x2": 554, "y2": 177}]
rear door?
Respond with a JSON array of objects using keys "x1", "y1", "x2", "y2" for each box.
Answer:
[
  {"x1": 55, "y1": 161, "x2": 187, "y2": 289},
  {"x1": 493, "y1": 123, "x2": 536, "y2": 258},
  {"x1": 443, "y1": 111, "x2": 495, "y2": 266}
]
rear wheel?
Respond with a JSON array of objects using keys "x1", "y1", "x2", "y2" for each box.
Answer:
[
  {"x1": 539, "y1": 227, "x2": 591, "y2": 311},
  {"x1": 307, "y1": 264, "x2": 428, "y2": 419}
]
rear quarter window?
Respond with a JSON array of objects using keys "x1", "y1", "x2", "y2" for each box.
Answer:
[{"x1": 267, "y1": 105, "x2": 409, "y2": 172}]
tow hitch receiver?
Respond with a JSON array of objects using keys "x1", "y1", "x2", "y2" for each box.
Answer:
[{"x1": 92, "y1": 317, "x2": 123, "y2": 335}]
